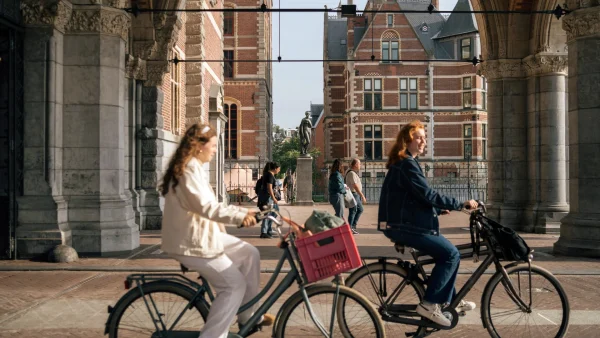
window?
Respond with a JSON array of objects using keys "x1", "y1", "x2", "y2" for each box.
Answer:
[
  {"x1": 464, "y1": 124, "x2": 472, "y2": 137},
  {"x1": 224, "y1": 11, "x2": 234, "y2": 36},
  {"x1": 400, "y1": 78, "x2": 418, "y2": 110},
  {"x1": 387, "y1": 14, "x2": 393, "y2": 27},
  {"x1": 364, "y1": 125, "x2": 383, "y2": 160},
  {"x1": 170, "y1": 50, "x2": 181, "y2": 134},
  {"x1": 463, "y1": 76, "x2": 472, "y2": 90},
  {"x1": 462, "y1": 76, "x2": 472, "y2": 108},
  {"x1": 224, "y1": 104, "x2": 238, "y2": 159},
  {"x1": 461, "y1": 38, "x2": 471, "y2": 60},
  {"x1": 482, "y1": 124, "x2": 487, "y2": 160},
  {"x1": 364, "y1": 78, "x2": 382, "y2": 110},
  {"x1": 482, "y1": 77, "x2": 487, "y2": 110},
  {"x1": 464, "y1": 140, "x2": 472, "y2": 159},
  {"x1": 362, "y1": 172, "x2": 372, "y2": 178},
  {"x1": 224, "y1": 50, "x2": 234, "y2": 78},
  {"x1": 377, "y1": 172, "x2": 386, "y2": 178},
  {"x1": 382, "y1": 40, "x2": 399, "y2": 63}
]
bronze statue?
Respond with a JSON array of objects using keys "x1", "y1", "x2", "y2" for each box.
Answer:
[{"x1": 299, "y1": 111, "x2": 313, "y2": 156}]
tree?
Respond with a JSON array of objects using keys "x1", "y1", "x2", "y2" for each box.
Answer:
[{"x1": 272, "y1": 125, "x2": 320, "y2": 179}]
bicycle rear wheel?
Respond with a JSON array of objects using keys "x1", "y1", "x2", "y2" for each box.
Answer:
[
  {"x1": 345, "y1": 262, "x2": 426, "y2": 337},
  {"x1": 481, "y1": 265, "x2": 570, "y2": 338},
  {"x1": 275, "y1": 283, "x2": 385, "y2": 337},
  {"x1": 107, "y1": 281, "x2": 209, "y2": 338}
]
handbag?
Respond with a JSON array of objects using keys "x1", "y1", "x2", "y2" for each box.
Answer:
[{"x1": 343, "y1": 184, "x2": 357, "y2": 208}]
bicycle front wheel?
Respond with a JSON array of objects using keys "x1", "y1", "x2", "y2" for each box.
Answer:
[
  {"x1": 107, "y1": 281, "x2": 209, "y2": 338},
  {"x1": 481, "y1": 265, "x2": 570, "y2": 338},
  {"x1": 275, "y1": 283, "x2": 386, "y2": 337}
]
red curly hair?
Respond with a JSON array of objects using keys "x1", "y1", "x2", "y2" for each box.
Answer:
[
  {"x1": 386, "y1": 120, "x2": 425, "y2": 169},
  {"x1": 160, "y1": 123, "x2": 217, "y2": 195}
]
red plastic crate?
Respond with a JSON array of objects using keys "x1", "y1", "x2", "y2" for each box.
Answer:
[{"x1": 295, "y1": 224, "x2": 362, "y2": 283}]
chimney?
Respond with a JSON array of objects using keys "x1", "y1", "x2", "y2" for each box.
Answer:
[{"x1": 431, "y1": 0, "x2": 439, "y2": 9}]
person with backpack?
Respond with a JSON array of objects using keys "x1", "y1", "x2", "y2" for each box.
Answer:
[
  {"x1": 345, "y1": 158, "x2": 366, "y2": 235},
  {"x1": 378, "y1": 120, "x2": 478, "y2": 327},
  {"x1": 257, "y1": 162, "x2": 279, "y2": 238}
]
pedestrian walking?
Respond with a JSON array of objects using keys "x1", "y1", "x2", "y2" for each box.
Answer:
[
  {"x1": 345, "y1": 158, "x2": 366, "y2": 235},
  {"x1": 328, "y1": 159, "x2": 346, "y2": 219}
]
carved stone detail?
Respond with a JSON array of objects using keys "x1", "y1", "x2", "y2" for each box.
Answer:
[
  {"x1": 562, "y1": 5, "x2": 600, "y2": 41},
  {"x1": 65, "y1": 6, "x2": 130, "y2": 42},
  {"x1": 21, "y1": 0, "x2": 73, "y2": 32},
  {"x1": 153, "y1": 14, "x2": 181, "y2": 60},
  {"x1": 477, "y1": 59, "x2": 524, "y2": 80},
  {"x1": 523, "y1": 54, "x2": 568, "y2": 76},
  {"x1": 145, "y1": 61, "x2": 169, "y2": 87},
  {"x1": 565, "y1": 0, "x2": 599, "y2": 11},
  {"x1": 133, "y1": 41, "x2": 158, "y2": 60},
  {"x1": 125, "y1": 54, "x2": 147, "y2": 80}
]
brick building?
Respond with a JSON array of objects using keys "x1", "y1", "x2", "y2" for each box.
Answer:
[
  {"x1": 222, "y1": 0, "x2": 273, "y2": 181},
  {"x1": 321, "y1": 0, "x2": 487, "y2": 181}
]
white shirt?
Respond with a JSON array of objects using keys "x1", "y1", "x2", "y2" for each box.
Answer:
[{"x1": 161, "y1": 157, "x2": 248, "y2": 258}]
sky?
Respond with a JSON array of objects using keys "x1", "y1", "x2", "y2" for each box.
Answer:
[{"x1": 271, "y1": 0, "x2": 459, "y2": 129}]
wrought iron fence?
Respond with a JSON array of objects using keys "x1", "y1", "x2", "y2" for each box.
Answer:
[
  {"x1": 318, "y1": 160, "x2": 488, "y2": 205},
  {"x1": 223, "y1": 158, "x2": 266, "y2": 205}
]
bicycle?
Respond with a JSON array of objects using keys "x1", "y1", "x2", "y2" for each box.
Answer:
[
  {"x1": 344, "y1": 201, "x2": 570, "y2": 338},
  {"x1": 104, "y1": 207, "x2": 386, "y2": 338}
]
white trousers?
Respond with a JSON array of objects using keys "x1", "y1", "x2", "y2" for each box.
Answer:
[{"x1": 171, "y1": 232, "x2": 261, "y2": 338}]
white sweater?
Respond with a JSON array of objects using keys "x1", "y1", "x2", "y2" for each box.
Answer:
[{"x1": 161, "y1": 157, "x2": 248, "y2": 258}]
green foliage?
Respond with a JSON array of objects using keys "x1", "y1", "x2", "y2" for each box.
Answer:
[{"x1": 272, "y1": 125, "x2": 320, "y2": 179}]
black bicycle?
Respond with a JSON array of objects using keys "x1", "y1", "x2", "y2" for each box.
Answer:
[{"x1": 344, "y1": 202, "x2": 570, "y2": 338}]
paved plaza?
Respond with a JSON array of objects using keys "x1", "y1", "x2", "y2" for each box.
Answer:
[{"x1": 1, "y1": 204, "x2": 599, "y2": 337}]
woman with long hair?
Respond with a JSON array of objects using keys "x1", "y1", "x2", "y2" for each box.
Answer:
[
  {"x1": 379, "y1": 120, "x2": 477, "y2": 327},
  {"x1": 160, "y1": 123, "x2": 273, "y2": 338},
  {"x1": 258, "y1": 161, "x2": 280, "y2": 238},
  {"x1": 328, "y1": 159, "x2": 346, "y2": 219}
]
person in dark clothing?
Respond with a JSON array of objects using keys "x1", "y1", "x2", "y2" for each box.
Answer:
[
  {"x1": 328, "y1": 159, "x2": 346, "y2": 219},
  {"x1": 378, "y1": 120, "x2": 478, "y2": 327},
  {"x1": 258, "y1": 162, "x2": 279, "y2": 238}
]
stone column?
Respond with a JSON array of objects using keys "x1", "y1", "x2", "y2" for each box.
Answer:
[
  {"x1": 61, "y1": 4, "x2": 138, "y2": 254},
  {"x1": 523, "y1": 54, "x2": 569, "y2": 234},
  {"x1": 478, "y1": 60, "x2": 528, "y2": 229},
  {"x1": 554, "y1": 4, "x2": 600, "y2": 257},
  {"x1": 17, "y1": 0, "x2": 72, "y2": 256}
]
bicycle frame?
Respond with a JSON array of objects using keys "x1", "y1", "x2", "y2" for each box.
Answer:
[
  {"x1": 122, "y1": 213, "x2": 340, "y2": 338},
  {"x1": 368, "y1": 210, "x2": 535, "y2": 328}
]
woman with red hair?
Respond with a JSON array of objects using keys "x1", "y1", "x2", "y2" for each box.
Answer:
[{"x1": 378, "y1": 120, "x2": 477, "y2": 327}]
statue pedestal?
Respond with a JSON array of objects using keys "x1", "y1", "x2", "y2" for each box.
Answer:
[{"x1": 293, "y1": 156, "x2": 314, "y2": 206}]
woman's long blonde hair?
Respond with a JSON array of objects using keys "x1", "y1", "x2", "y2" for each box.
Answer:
[
  {"x1": 159, "y1": 123, "x2": 217, "y2": 195},
  {"x1": 386, "y1": 120, "x2": 425, "y2": 169}
]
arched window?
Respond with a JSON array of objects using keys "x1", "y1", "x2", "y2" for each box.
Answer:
[
  {"x1": 381, "y1": 31, "x2": 399, "y2": 63},
  {"x1": 224, "y1": 104, "x2": 238, "y2": 159}
]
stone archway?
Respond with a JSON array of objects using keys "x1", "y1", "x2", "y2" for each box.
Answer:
[{"x1": 469, "y1": 0, "x2": 600, "y2": 256}]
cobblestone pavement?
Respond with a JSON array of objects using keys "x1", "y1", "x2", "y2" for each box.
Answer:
[{"x1": 1, "y1": 204, "x2": 599, "y2": 337}]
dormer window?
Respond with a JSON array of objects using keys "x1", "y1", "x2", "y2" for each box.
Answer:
[
  {"x1": 340, "y1": 39, "x2": 347, "y2": 45},
  {"x1": 421, "y1": 23, "x2": 429, "y2": 32}
]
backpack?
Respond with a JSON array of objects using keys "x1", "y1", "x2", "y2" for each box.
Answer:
[{"x1": 254, "y1": 177, "x2": 264, "y2": 195}]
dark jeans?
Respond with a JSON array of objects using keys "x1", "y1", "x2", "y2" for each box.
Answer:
[
  {"x1": 347, "y1": 192, "x2": 363, "y2": 229},
  {"x1": 329, "y1": 193, "x2": 344, "y2": 219},
  {"x1": 260, "y1": 198, "x2": 279, "y2": 234},
  {"x1": 384, "y1": 230, "x2": 460, "y2": 305}
]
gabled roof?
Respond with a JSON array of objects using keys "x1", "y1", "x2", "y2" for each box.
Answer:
[
  {"x1": 327, "y1": 19, "x2": 348, "y2": 60},
  {"x1": 310, "y1": 103, "x2": 324, "y2": 126},
  {"x1": 397, "y1": 1, "x2": 447, "y2": 56},
  {"x1": 435, "y1": 0, "x2": 478, "y2": 39}
]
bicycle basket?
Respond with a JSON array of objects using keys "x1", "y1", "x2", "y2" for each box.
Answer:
[
  {"x1": 295, "y1": 224, "x2": 362, "y2": 283},
  {"x1": 480, "y1": 215, "x2": 531, "y2": 261}
]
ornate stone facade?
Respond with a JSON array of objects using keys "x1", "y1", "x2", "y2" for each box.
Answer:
[
  {"x1": 20, "y1": 0, "x2": 73, "y2": 31},
  {"x1": 562, "y1": 5, "x2": 600, "y2": 40},
  {"x1": 523, "y1": 54, "x2": 568, "y2": 76},
  {"x1": 477, "y1": 59, "x2": 525, "y2": 80}
]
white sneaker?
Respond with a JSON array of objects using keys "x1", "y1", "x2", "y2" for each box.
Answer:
[
  {"x1": 416, "y1": 302, "x2": 451, "y2": 327},
  {"x1": 456, "y1": 300, "x2": 476, "y2": 312}
]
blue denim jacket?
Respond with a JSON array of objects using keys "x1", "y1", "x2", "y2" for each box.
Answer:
[
  {"x1": 378, "y1": 155, "x2": 462, "y2": 236},
  {"x1": 328, "y1": 171, "x2": 346, "y2": 195}
]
